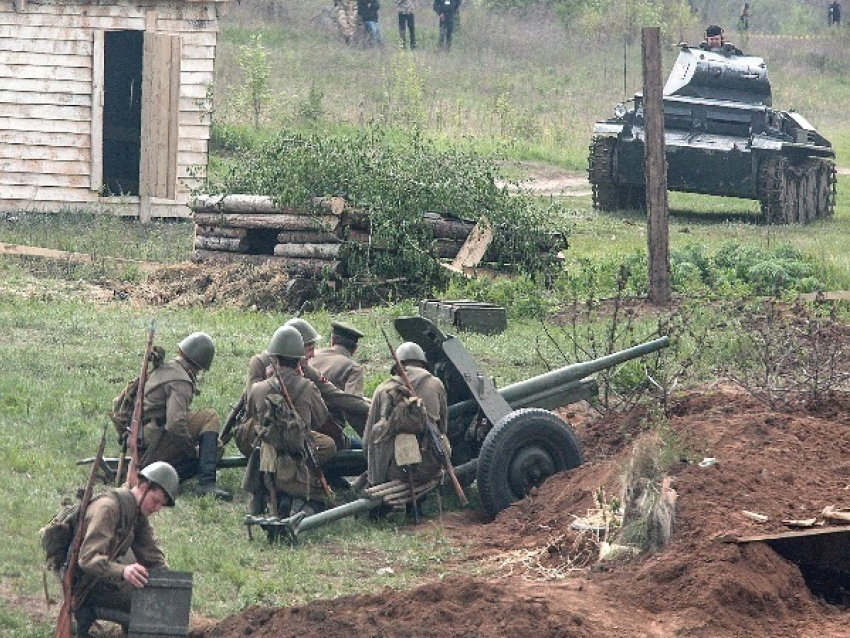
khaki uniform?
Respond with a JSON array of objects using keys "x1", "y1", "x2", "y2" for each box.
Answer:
[
  {"x1": 307, "y1": 349, "x2": 369, "y2": 439},
  {"x1": 364, "y1": 365, "x2": 448, "y2": 486},
  {"x1": 140, "y1": 359, "x2": 219, "y2": 471},
  {"x1": 311, "y1": 344, "x2": 365, "y2": 396},
  {"x1": 246, "y1": 367, "x2": 336, "y2": 501},
  {"x1": 77, "y1": 488, "x2": 167, "y2": 613},
  {"x1": 244, "y1": 351, "x2": 273, "y2": 396}
]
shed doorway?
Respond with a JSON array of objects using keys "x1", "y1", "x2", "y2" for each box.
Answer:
[{"x1": 102, "y1": 30, "x2": 143, "y2": 196}]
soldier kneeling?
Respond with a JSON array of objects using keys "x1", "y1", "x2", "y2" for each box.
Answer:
[
  {"x1": 242, "y1": 326, "x2": 336, "y2": 517},
  {"x1": 362, "y1": 342, "x2": 449, "y2": 513}
]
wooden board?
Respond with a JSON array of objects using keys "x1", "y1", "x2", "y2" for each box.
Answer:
[{"x1": 447, "y1": 218, "x2": 493, "y2": 273}]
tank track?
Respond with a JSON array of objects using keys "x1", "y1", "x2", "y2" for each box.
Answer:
[
  {"x1": 758, "y1": 155, "x2": 837, "y2": 224},
  {"x1": 588, "y1": 136, "x2": 645, "y2": 211}
]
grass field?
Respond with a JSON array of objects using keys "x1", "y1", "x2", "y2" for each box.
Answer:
[{"x1": 2, "y1": 3, "x2": 850, "y2": 636}]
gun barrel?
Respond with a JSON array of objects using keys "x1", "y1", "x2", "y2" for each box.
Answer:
[{"x1": 449, "y1": 336, "x2": 669, "y2": 418}]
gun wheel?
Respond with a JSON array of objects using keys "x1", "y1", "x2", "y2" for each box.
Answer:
[{"x1": 476, "y1": 408, "x2": 583, "y2": 520}]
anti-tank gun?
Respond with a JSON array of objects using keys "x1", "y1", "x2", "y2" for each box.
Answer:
[
  {"x1": 84, "y1": 317, "x2": 670, "y2": 538},
  {"x1": 243, "y1": 317, "x2": 669, "y2": 543},
  {"x1": 589, "y1": 42, "x2": 837, "y2": 223}
]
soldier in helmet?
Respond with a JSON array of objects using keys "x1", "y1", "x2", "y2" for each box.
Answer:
[
  {"x1": 74, "y1": 461, "x2": 178, "y2": 637},
  {"x1": 243, "y1": 326, "x2": 336, "y2": 516},
  {"x1": 361, "y1": 341, "x2": 448, "y2": 492},
  {"x1": 140, "y1": 332, "x2": 231, "y2": 501},
  {"x1": 240, "y1": 318, "x2": 369, "y2": 453}
]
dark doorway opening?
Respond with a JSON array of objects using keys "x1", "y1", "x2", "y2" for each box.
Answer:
[{"x1": 102, "y1": 31, "x2": 143, "y2": 196}]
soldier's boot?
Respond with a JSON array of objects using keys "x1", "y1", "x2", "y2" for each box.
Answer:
[
  {"x1": 74, "y1": 604, "x2": 96, "y2": 637},
  {"x1": 195, "y1": 432, "x2": 232, "y2": 501}
]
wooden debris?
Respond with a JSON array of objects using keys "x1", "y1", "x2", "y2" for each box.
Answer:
[
  {"x1": 741, "y1": 510, "x2": 769, "y2": 522},
  {"x1": 446, "y1": 217, "x2": 493, "y2": 274},
  {"x1": 782, "y1": 518, "x2": 817, "y2": 528},
  {"x1": 821, "y1": 505, "x2": 850, "y2": 523}
]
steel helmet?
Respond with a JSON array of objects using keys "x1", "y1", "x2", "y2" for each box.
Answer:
[
  {"x1": 397, "y1": 341, "x2": 427, "y2": 364},
  {"x1": 268, "y1": 325, "x2": 305, "y2": 359},
  {"x1": 140, "y1": 461, "x2": 179, "y2": 506},
  {"x1": 178, "y1": 332, "x2": 215, "y2": 370},
  {"x1": 284, "y1": 318, "x2": 320, "y2": 345}
]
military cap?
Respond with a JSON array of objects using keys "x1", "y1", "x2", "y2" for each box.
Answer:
[
  {"x1": 331, "y1": 320, "x2": 365, "y2": 341},
  {"x1": 705, "y1": 25, "x2": 723, "y2": 37}
]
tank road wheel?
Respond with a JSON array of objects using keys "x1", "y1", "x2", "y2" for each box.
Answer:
[
  {"x1": 476, "y1": 408, "x2": 583, "y2": 520},
  {"x1": 588, "y1": 136, "x2": 644, "y2": 212},
  {"x1": 759, "y1": 157, "x2": 790, "y2": 224}
]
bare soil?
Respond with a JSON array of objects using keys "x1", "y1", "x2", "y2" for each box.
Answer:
[{"x1": 194, "y1": 385, "x2": 850, "y2": 638}]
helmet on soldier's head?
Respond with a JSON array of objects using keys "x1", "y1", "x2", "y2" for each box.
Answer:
[
  {"x1": 178, "y1": 332, "x2": 215, "y2": 370},
  {"x1": 397, "y1": 341, "x2": 427, "y2": 365},
  {"x1": 268, "y1": 325, "x2": 305, "y2": 359},
  {"x1": 140, "y1": 461, "x2": 179, "y2": 506},
  {"x1": 705, "y1": 24, "x2": 723, "y2": 37},
  {"x1": 284, "y1": 318, "x2": 320, "y2": 345}
]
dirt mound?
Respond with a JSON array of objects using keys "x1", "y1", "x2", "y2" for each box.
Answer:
[
  {"x1": 198, "y1": 387, "x2": 850, "y2": 637},
  {"x1": 114, "y1": 263, "x2": 300, "y2": 311}
]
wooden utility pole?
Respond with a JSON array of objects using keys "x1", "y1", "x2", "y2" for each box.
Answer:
[{"x1": 642, "y1": 27, "x2": 671, "y2": 303}]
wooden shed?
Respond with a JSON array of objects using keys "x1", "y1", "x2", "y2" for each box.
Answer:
[{"x1": 0, "y1": 0, "x2": 228, "y2": 220}]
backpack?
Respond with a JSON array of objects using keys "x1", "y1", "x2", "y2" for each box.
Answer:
[
  {"x1": 109, "y1": 346, "x2": 165, "y2": 436},
  {"x1": 256, "y1": 381, "x2": 308, "y2": 457},
  {"x1": 39, "y1": 492, "x2": 110, "y2": 572},
  {"x1": 376, "y1": 382, "x2": 429, "y2": 442}
]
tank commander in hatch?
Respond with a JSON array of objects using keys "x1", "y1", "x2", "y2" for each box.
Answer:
[{"x1": 699, "y1": 25, "x2": 743, "y2": 55}]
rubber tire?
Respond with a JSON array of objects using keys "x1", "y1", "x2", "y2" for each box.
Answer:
[{"x1": 476, "y1": 408, "x2": 584, "y2": 520}]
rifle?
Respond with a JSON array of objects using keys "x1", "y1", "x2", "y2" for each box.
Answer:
[
  {"x1": 54, "y1": 424, "x2": 108, "y2": 638},
  {"x1": 380, "y1": 328, "x2": 468, "y2": 506},
  {"x1": 276, "y1": 370, "x2": 336, "y2": 505},
  {"x1": 219, "y1": 393, "x2": 246, "y2": 447},
  {"x1": 117, "y1": 320, "x2": 155, "y2": 488}
]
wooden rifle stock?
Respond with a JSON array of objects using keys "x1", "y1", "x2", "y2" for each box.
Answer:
[
  {"x1": 219, "y1": 392, "x2": 246, "y2": 447},
  {"x1": 125, "y1": 320, "x2": 155, "y2": 488},
  {"x1": 276, "y1": 370, "x2": 336, "y2": 505},
  {"x1": 380, "y1": 328, "x2": 468, "y2": 506},
  {"x1": 54, "y1": 424, "x2": 108, "y2": 638}
]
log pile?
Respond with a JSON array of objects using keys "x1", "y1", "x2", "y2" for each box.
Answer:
[{"x1": 189, "y1": 194, "x2": 564, "y2": 279}]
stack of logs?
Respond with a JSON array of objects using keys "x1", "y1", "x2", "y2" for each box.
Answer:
[{"x1": 190, "y1": 194, "x2": 562, "y2": 278}]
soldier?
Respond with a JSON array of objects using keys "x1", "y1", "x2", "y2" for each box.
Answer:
[
  {"x1": 74, "y1": 461, "x2": 178, "y2": 637},
  {"x1": 362, "y1": 341, "x2": 448, "y2": 490},
  {"x1": 243, "y1": 326, "x2": 336, "y2": 516},
  {"x1": 311, "y1": 321, "x2": 366, "y2": 396},
  {"x1": 287, "y1": 317, "x2": 370, "y2": 446},
  {"x1": 140, "y1": 332, "x2": 231, "y2": 501}
]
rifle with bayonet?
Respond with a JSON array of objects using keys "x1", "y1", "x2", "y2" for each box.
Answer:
[
  {"x1": 117, "y1": 320, "x2": 155, "y2": 488},
  {"x1": 380, "y1": 328, "x2": 468, "y2": 506},
  {"x1": 53, "y1": 424, "x2": 108, "y2": 638}
]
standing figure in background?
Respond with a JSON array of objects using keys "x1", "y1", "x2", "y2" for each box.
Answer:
[
  {"x1": 829, "y1": 0, "x2": 841, "y2": 26},
  {"x1": 358, "y1": 0, "x2": 384, "y2": 46},
  {"x1": 396, "y1": 0, "x2": 416, "y2": 49},
  {"x1": 434, "y1": 0, "x2": 460, "y2": 51},
  {"x1": 737, "y1": 3, "x2": 750, "y2": 48}
]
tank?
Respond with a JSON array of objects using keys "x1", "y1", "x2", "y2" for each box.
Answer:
[{"x1": 588, "y1": 42, "x2": 837, "y2": 224}]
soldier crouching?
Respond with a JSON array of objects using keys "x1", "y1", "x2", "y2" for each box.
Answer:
[
  {"x1": 363, "y1": 341, "x2": 449, "y2": 493},
  {"x1": 242, "y1": 325, "x2": 336, "y2": 517}
]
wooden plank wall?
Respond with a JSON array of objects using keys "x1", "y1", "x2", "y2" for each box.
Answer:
[{"x1": 0, "y1": 0, "x2": 223, "y2": 217}]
